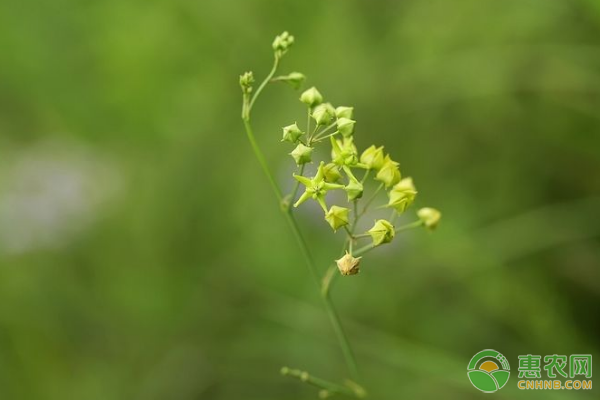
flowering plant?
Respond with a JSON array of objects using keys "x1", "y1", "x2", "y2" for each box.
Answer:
[{"x1": 240, "y1": 32, "x2": 441, "y2": 398}]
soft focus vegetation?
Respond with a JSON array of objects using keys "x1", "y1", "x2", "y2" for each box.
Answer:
[{"x1": 0, "y1": 0, "x2": 599, "y2": 399}]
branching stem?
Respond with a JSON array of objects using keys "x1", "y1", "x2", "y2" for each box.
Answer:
[
  {"x1": 290, "y1": 164, "x2": 306, "y2": 204},
  {"x1": 241, "y1": 67, "x2": 362, "y2": 389},
  {"x1": 396, "y1": 219, "x2": 424, "y2": 232},
  {"x1": 313, "y1": 130, "x2": 340, "y2": 143},
  {"x1": 281, "y1": 367, "x2": 365, "y2": 398},
  {"x1": 240, "y1": 35, "x2": 436, "y2": 399},
  {"x1": 248, "y1": 56, "x2": 280, "y2": 113},
  {"x1": 312, "y1": 121, "x2": 338, "y2": 141},
  {"x1": 353, "y1": 182, "x2": 383, "y2": 228}
]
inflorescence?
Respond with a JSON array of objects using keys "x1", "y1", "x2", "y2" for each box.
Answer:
[{"x1": 240, "y1": 31, "x2": 442, "y2": 397}]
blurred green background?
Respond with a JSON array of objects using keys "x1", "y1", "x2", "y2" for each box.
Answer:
[{"x1": 0, "y1": 0, "x2": 599, "y2": 399}]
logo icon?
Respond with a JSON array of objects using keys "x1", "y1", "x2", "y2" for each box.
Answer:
[{"x1": 468, "y1": 349, "x2": 510, "y2": 393}]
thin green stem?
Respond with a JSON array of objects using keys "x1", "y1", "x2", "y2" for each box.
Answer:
[
  {"x1": 322, "y1": 294, "x2": 359, "y2": 380},
  {"x1": 389, "y1": 209, "x2": 397, "y2": 224},
  {"x1": 354, "y1": 182, "x2": 383, "y2": 227},
  {"x1": 286, "y1": 212, "x2": 321, "y2": 285},
  {"x1": 321, "y1": 263, "x2": 338, "y2": 297},
  {"x1": 286, "y1": 212, "x2": 360, "y2": 381},
  {"x1": 307, "y1": 124, "x2": 320, "y2": 144},
  {"x1": 242, "y1": 111, "x2": 319, "y2": 283},
  {"x1": 312, "y1": 121, "x2": 338, "y2": 141},
  {"x1": 289, "y1": 164, "x2": 306, "y2": 203},
  {"x1": 313, "y1": 130, "x2": 340, "y2": 143},
  {"x1": 321, "y1": 238, "x2": 360, "y2": 381},
  {"x1": 281, "y1": 367, "x2": 363, "y2": 397},
  {"x1": 242, "y1": 119, "x2": 283, "y2": 203},
  {"x1": 248, "y1": 56, "x2": 280, "y2": 112},
  {"x1": 343, "y1": 225, "x2": 354, "y2": 240},
  {"x1": 316, "y1": 224, "x2": 359, "y2": 385},
  {"x1": 242, "y1": 117, "x2": 360, "y2": 384},
  {"x1": 395, "y1": 219, "x2": 424, "y2": 233},
  {"x1": 360, "y1": 169, "x2": 370, "y2": 184},
  {"x1": 361, "y1": 183, "x2": 383, "y2": 215},
  {"x1": 353, "y1": 243, "x2": 376, "y2": 257},
  {"x1": 242, "y1": 93, "x2": 250, "y2": 120},
  {"x1": 306, "y1": 107, "x2": 312, "y2": 137}
]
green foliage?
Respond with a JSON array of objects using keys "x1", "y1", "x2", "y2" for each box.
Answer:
[{"x1": 0, "y1": 1, "x2": 599, "y2": 399}]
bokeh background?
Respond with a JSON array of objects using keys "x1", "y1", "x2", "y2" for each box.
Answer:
[{"x1": 0, "y1": 0, "x2": 599, "y2": 399}]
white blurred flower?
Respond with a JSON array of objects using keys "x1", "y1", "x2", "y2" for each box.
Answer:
[{"x1": 0, "y1": 140, "x2": 120, "y2": 254}]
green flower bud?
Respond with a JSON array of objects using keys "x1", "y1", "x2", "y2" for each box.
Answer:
[
  {"x1": 272, "y1": 31, "x2": 294, "y2": 56},
  {"x1": 281, "y1": 122, "x2": 304, "y2": 143},
  {"x1": 336, "y1": 117, "x2": 356, "y2": 137},
  {"x1": 387, "y1": 177, "x2": 417, "y2": 213},
  {"x1": 290, "y1": 143, "x2": 313, "y2": 165},
  {"x1": 345, "y1": 180, "x2": 364, "y2": 201},
  {"x1": 331, "y1": 136, "x2": 359, "y2": 166},
  {"x1": 323, "y1": 163, "x2": 342, "y2": 183},
  {"x1": 325, "y1": 205, "x2": 350, "y2": 231},
  {"x1": 360, "y1": 145, "x2": 385, "y2": 170},
  {"x1": 300, "y1": 86, "x2": 323, "y2": 107},
  {"x1": 336, "y1": 251, "x2": 362, "y2": 276},
  {"x1": 274, "y1": 72, "x2": 306, "y2": 90},
  {"x1": 417, "y1": 207, "x2": 441, "y2": 230},
  {"x1": 375, "y1": 155, "x2": 401, "y2": 187},
  {"x1": 335, "y1": 106, "x2": 354, "y2": 119},
  {"x1": 368, "y1": 219, "x2": 395, "y2": 246},
  {"x1": 343, "y1": 166, "x2": 363, "y2": 201},
  {"x1": 293, "y1": 162, "x2": 345, "y2": 211},
  {"x1": 312, "y1": 103, "x2": 335, "y2": 126},
  {"x1": 239, "y1": 71, "x2": 254, "y2": 94}
]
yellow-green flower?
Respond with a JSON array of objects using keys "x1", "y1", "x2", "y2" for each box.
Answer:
[
  {"x1": 272, "y1": 31, "x2": 294, "y2": 55},
  {"x1": 331, "y1": 136, "x2": 362, "y2": 167},
  {"x1": 417, "y1": 207, "x2": 441, "y2": 230},
  {"x1": 281, "y1": 122, "x2": 304, "y2": 143},
  {"x1": 360, "y1": 145, "x2": 385, "y2": 170},
  {"x1": 300, "y1": 86, "x2": 323, "y2": 107},
  {"x1": 368, "y1": 219, "x2": 395, "y2": 246},
  {"x1": 336, "y1": 117, "x2": 356, "y2": 137},
  {"x1": 293, "y1": 162, "x2": 345, "y2": 211},
  {"x1": 290, "y1": 143, "x2": 313, "y2": 165},
  {"x1": 343, "y1": 167, "x2": 363, "y2": 201},
  {"x1": 325, "y1": 205, "x2": 350, "y2": 231},
  {"x1": 312, "y1": 103, "x2": 336, "y2": 126},
  {"x1": 239, "y1": 71, "x2": 254, "y2": 95},
  {"x1": 387, "y1": 177, "x2": 417, "y2": 213},
  {"x1": 345, "y1": 180, "x2": 363, "y2": 202},
  {"x1": 375, "y1": 155, "x2": 401, "y2": 187},
  {"x1": 322, "y1": 163, "x2": 342, "y2": 183},
  {"x1": 335, "y1": 106, "x2": 354, "y2": 119}
]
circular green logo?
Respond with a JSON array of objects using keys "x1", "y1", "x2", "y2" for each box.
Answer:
[{"x1": 467, "y1": 349, "x2": 510, "y2": 393}]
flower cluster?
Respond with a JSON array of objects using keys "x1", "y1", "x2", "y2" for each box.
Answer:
[
  {"x1": 279, "y1": 84, "x2": 441, "y2": 274},
  {"x1": 272, "y1": 31, "x2": 295, "y2": 57},
  {"x1": 241, "y1": 31, "x2": 441, "y2": 278},
  {"x1": 239, "y1": 71, "x2": 254, "y2": 95}
]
